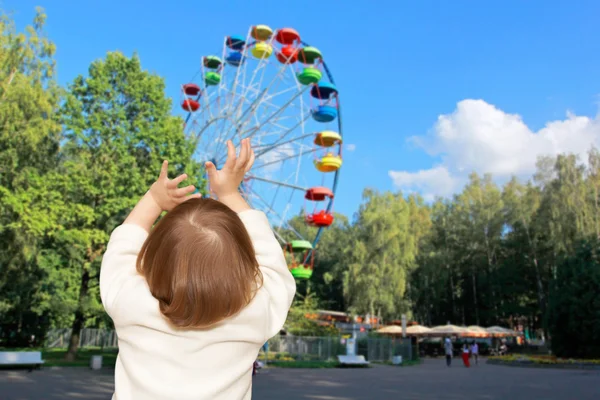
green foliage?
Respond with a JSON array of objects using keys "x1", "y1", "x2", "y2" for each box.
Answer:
[
  {"x1": 548, "y1": 238, "x2": 600, "y2": 359},
  {"x1": 343, "y1": 190, "x2": 430, "y2": 319},
  {"x1": 410, "y1": 151, "x2": 600, "y2": 343},
  {"x1": 56, "y1": 51, "x2": 204, "y2": 357},
  {"x1": 284, "y1": 292, "x2": 339, "y2": 336},
  {"x1": 0, "y1": 7, "x2": 204, "y2": 350},
  {"x1": 0, "y1": 7, "x2": 62, "y2": 347}
]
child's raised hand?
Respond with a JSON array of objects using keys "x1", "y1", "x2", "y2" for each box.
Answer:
[
  {"x1": 205, "y1": 138, "x2": 255, "y2": 199},
  {"x1": 149, "y1": 160, "x2": 202, "y2": 211}
]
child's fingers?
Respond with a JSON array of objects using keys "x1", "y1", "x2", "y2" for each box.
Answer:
[
  {"x1": 245, "y1": 147, "x2": 255, "y2": 173},
  {"x1": 244, "y1": 139, "x2": 252, "y2": 165},
  {"x1": 205, "y1": 161, "x2": 217, "y2": 182},
  {"x1": 177, "y1": 192, "x2": 202, "y2": 205},
  {"x1": 223, "y1": 140, "x2": 237, "y2": 169},
  {"x1": 169, "y1": 173, "x2": 188, "y2": 188},
  {"x1": 236, "y1": 139, "x2": 249, "y2": 169},
  {"x1": 244, "y1": 146, "x2": 255, "y2": 173},
  {"x1": 174, "y1": 185, "x2": 196, "y2": 197},
  {"x1": 159, "y1": 160, "x2": 169, "y2": 180}
]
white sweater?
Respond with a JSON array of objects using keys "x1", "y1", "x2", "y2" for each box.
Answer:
[{"x1": 100, "y1": 210, "x2": 296, "y2": 400}]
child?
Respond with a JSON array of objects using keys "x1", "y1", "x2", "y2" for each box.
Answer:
[
  {"x1": 100, "y1": 139, "x2": 296, "y2": 399},
  {"x1": 461, "y1": 343, "x2": 471, "y2": 368}
]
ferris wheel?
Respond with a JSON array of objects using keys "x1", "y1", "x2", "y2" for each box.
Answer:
[{"x1": 180, "y1": 25, "x2": 343, "y2": 280}]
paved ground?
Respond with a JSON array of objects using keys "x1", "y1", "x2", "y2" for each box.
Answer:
[{"x1": 1, "y1": 358, "x2": 599, "y2": 400}]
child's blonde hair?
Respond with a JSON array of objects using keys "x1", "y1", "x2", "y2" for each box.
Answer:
[{"x1": 136, "y1": 198, "x2": 263, "y2": 328}]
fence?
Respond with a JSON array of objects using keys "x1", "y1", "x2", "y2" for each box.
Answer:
[
  {"x1": 356, "y1": 338, "x2": 414, "y2": 362},
  {"x1": 261, "y1": 335, "x2": 347, "y2": 362},
  {"x1": 46, "y1": 329, "x2": 416, "y2": 363},
  {"x1": 261, "y1": 336, "x2": 415, "y2": 362},
  {"x1": 46, "y1": 329, "x2": 118, "y2": 349}
]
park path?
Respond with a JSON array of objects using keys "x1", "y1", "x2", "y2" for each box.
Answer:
[
  {"x1": 1, "y1": 358, "x2": 599, "y2": 399},
  {"x1": 253, "y1": 358, "x2": 600, "y2": 400}
]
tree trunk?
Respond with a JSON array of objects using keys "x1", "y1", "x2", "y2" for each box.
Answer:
[
  {"x1": 65, "y1": 270, "x2": 90, "y2": 361},
  {"x1": 594, "y1": 184, "x2": 599, "y2": 239},
  {"x1": 448, "y1": 264, "x2": 456, "y2": 321},
  {"x1": 472, "y1": 272, "x2": 480, "y2": 326},
  {"x1": 521, "y1": 216, "x2": 548, "y2": 338}
]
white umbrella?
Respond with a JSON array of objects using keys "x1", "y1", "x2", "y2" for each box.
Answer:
[
  {"x1": 376, "y1": 325, "x2": 404, "y2": 335},
  {"x1": 464, "y1": 325, "x2": 491, "y2": 338},
  {"x1": 406, "y1": 325, "x2": 433, "y2": 336},
  {"x1": 429, "y1": 324, "x2": 467, "y2": 337},
  {"x1": 486, "y1": 326, "x2": 521, "y2": 337}
]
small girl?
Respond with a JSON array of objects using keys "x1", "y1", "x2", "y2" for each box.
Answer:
[
  {"x1": 100, "y1": 139, "x2": 296, "y2": 400},
  {"x1": 461, "y1": 343, "x2": 471, "y2": 368}
]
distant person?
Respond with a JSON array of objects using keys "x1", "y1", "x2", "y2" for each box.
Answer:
[
  {"x1": 99, "y1": 140, "x2": 296, "y2": 400},
  {"x1": 470, "y1": 341, "x2": 479, "y2": 365},
  {"x1": 444, "y1": 338, "x2": 453, "y2": 367},
  {"x1": 499, "y1": 341, "x2": 508, "y2": 355},
  {"x1": 461, "y1": 344, "x2": 470, "y2": 367}
]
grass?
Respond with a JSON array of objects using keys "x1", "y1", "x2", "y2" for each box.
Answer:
[
  {"x1": 487, "y1": 355, "x2": 600, "y2": 370},
  {"x1": 0, "y1": 347, "x2": 118, "y2": 368}
]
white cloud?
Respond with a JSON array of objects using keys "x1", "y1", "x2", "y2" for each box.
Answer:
[
  {"x1": 390, "y1": 99, "x2": 600, "y2": 198},
  {"x1": 389, "y1": 166, "x2": 457, "y2": 201},
  {"x1": 346, "y1": 143, "x2": 357, "y2": 152}
]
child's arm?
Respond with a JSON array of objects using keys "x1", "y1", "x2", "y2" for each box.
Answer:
[
  {"x1": 206, "y1": 139, "x2": 296, "y2": 339},
  {"x1": 238, "y1": 208, "x2": 296, "y2": 339},
  {"x1": 100, "y1": 161, "x2": 200, "y2": 313}
]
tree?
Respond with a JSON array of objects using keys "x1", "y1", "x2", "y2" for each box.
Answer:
[
  {"x1": 57, "y1": 52, "x2": 203, "y2": 360},
  {"x1": 451, "y1": 173, "x2": 504, "y2": 325},
  {"x1": 502, "y1": 178, "x2": 547, "y2": 332},
  {"x1": 285, "y1": 291, "x2": 339, "y2": 336},
  {"x1": 548, "y1": 238, "x2": 600, "y2": 359},
  {"x1": 410, "y1": 199, "x2": 459, "y2": 326},
  {"x1": 0, "y1": 7, "x2": 63, "y2": 346},
  {"x1": 343, "y1": 189, "x2": 429, "y2": 321}
]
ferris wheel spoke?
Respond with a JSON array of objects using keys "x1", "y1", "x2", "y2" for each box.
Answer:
[
  {"x1": 194, "y1": 115, "x2": 229, "y2": 140},
  {"x1": 234, "y1": 35, "x2": 280, "y2": 113},
  {"x1": 217, "y1": 117, "x2": 312, "y2": 166},
  {"x1": 254, "y1": 117, "x2": 313, "y2": 158},
  {"x1": 247, "y1": 175, "x2": 307, "y2": 192},
  {"x1": 254, "y1": 132, "x2": 314, "y2": 157},
  {"x1": 251, "y1": 147, "x2": 318, "y2": 171},
  {"x1": 210, "y1": 88, "x2": 268, "y2": 158},
  {"x1": 225, "y1": 52, "x2": 302, "y2": 135},
  {"x1": 212, "y1": 65, "x2": 307, "y2": 160},
  {"x1": 239, "y1": 86, "x2": 309, "y2": 138},
  {"x1": 262, "y1": 85, "x2": 304, "y2": 104},
  {"x1": 234, "y1": 66, "x2": 303, "y2": 140},
  {"x1": 271, "y1": 226, "x2": 288, "y2": 245}
]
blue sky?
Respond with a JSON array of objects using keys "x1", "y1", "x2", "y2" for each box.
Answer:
[{"x1": 5, "y1": 0, "x2": 600, "y2": 218}]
